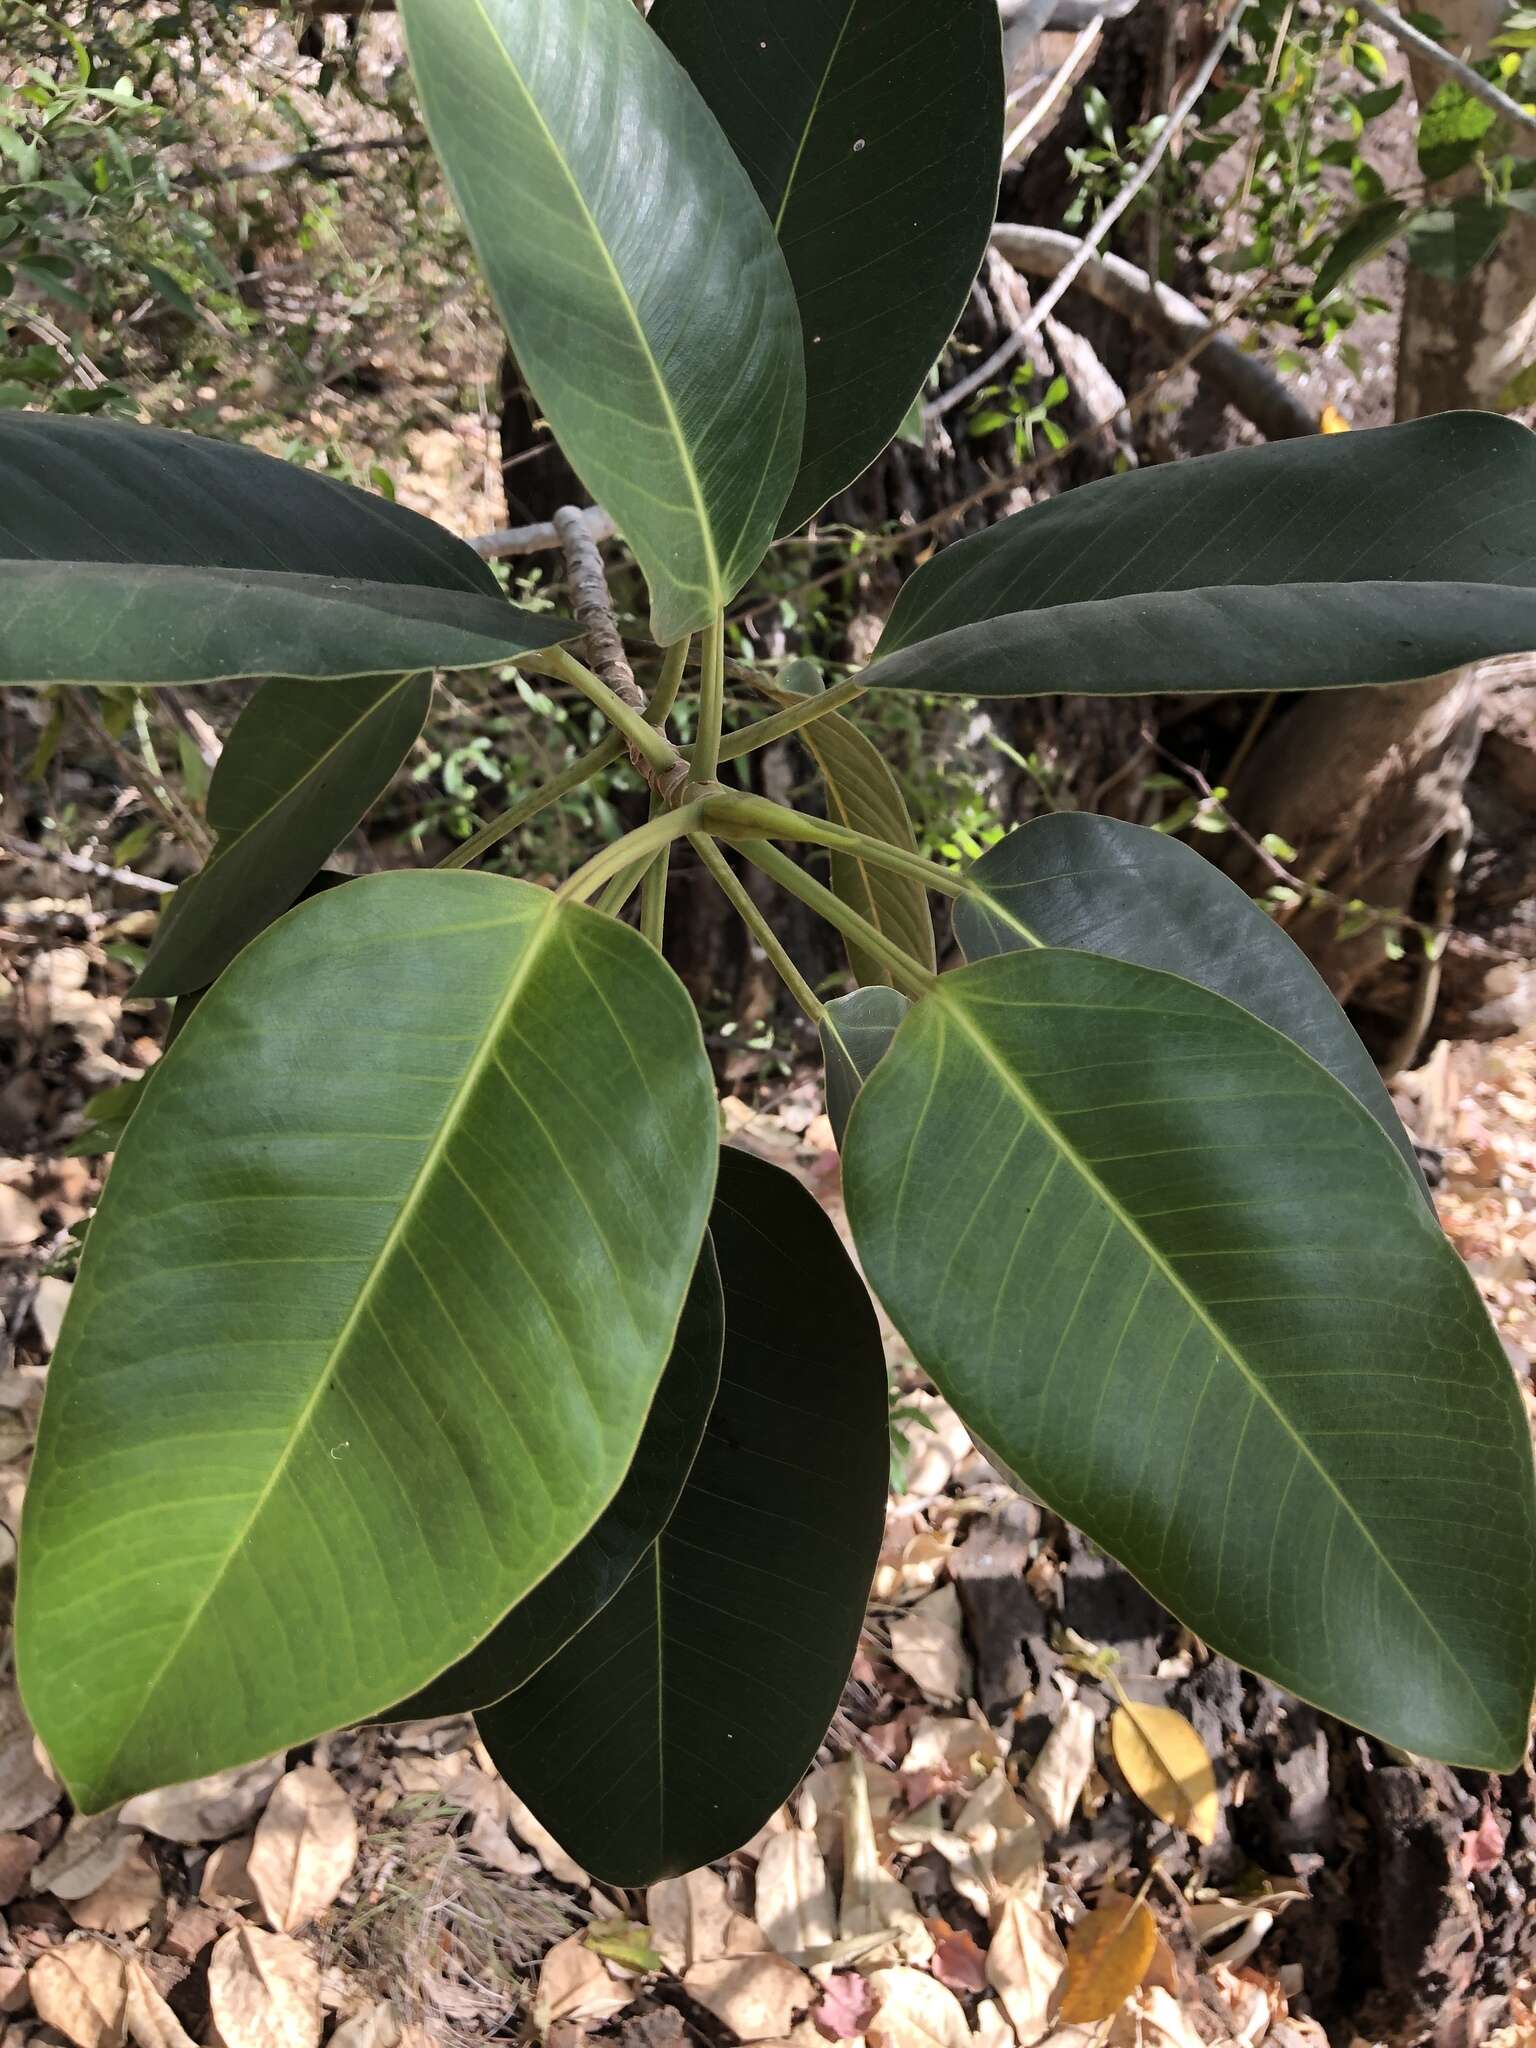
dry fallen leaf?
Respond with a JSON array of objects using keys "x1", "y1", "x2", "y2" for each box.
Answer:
[
  {"x1": 682, "y1": 1954, "x2": 812, "y2": 2043},
  {"x1": 986, "y1": 1889, "x2": 1066, "y2": 2046},
  {"x1": 0, "y1": 1185, "x2": 44, "y2": 1251},
  {"x1": 1108, "y1": 1703, "x2": 1217, "y2": 1845},
  {"x1": 755, "y1": 1830, "x2": 836, "y2": 1958},
  {"x1": 1120, "y1": 1987, "x2": 1205, "y2": 2048},
  {"x1": 838, "y1": 1758, "x2": 932, "y2": 1966},
  {"x1": 31, "y1": 1275, "x2": 72, "y2": 1354},
  {"x1": 325, "y1": 2004, "x2": 401, "y2": 2048},
  {"x1": 887, "y1": 1585, "x2": 972, "y2": 1705},
  {"x1": 955, "y1": 1768, "x2": 1043, "y2": 1895},
  {"x1": 532, "y1": 1935, "x2": 632, "y2": 2032},
  {"x1": 0, "y1": 1831, "x2": 39, "y2": 1904},
  {"x1": 1057, "y1": 1896, "x2": 1158, "y2": 2024},
  {"x1": 201, "y1": 1835, "x2": 259, "y2": 1907},
  {"x1": 865, "y1": 1965, "x2": 969, "y2": 2048},
  {"x1": 29, "y1": 1940, "x2": 129, "y2": 2048},
  {"x1": 649, "y1": 1866, "x2": 738, "y2": 1972},
  {"x1": 500, "y1": 1785, "x2": 587, "y2": 1887},
  {"x1": 34, "y1": 1813, "x2": 138, "y2": 1902},
  {"x1": 1022, "y1": 1700, "x2": 1096, "y2": 1834},
  {"x1": 248, "y1": 1765, "x2": 359, "y2": 1933},
  {"x1": 972, "y1": 1998, "x2": 1014, "y2": 2048},
  {"x1": 121, "y1": 1757, "x2": 284, "y2": 1844},
  {"x1": 0, "y1": 1684, "x2": 60, "y2": 1830},
  {"x1": 207, "y1": 1924, "x2": 322, "y2": 2048},
  {"x1": 813, "y1": 1967, "x2": 874, "y2": 2040},
  {"x1": 124, "y1": 1959, "x2": 197, "y2": 2048},
  {"x1": 71, "y1": 1842, "x2": 163, "y2": 1935}
]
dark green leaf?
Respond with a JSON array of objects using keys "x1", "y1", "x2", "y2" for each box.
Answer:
[
  {"x1": 0, "y1": 416, "x2": 571, "y2": 687},
  {"x1": 399, "y1": 0, "x2": 804, "y2": 642},
  {"x1": 1355, "y1": 81, "x2": 1406, "y2": 118},
  {"x1": 953, "y1": 813, "x2": 1426, "y2": 1193},
  {"x1": 385, "y1": 1240, "x2": 725, "y2": 1722},
  {"x1": 1404, "y1": 199, "x2": 1508, "y2": 279},
  {"x1": 18, "y1": 873, "x2": 719, "y2": 1812},
  {"x1": 821, "y1": 985, "x2": 910, "y2": 1147},
  {"x1": 649, "y1": 0, "x2": 1002, "y2": 533},
  {"x1": 1416, "y1": 78, "x2": 1499, "y2": 180},
  {"x1": 863, "y1": 413, "x2": 1536, "y2": 697},
  {"x1": 1314, "y1": 199, "x2": 1407, "y2": 302},
  {"x1": 478, "y1": 1147, "x2": 889, "y2": 1884},
  {"x1": 844, "y1": 949, "x2": 1536, "y2": 1770},
  {"x1": 135, "y1": 676, "x2": 434, "y2": 999}
]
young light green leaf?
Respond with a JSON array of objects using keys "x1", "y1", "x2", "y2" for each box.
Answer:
[
  {"x1": 843, "y1": 948, "x2": 1536, "y2": 1770},
  {"x1": 477, "y1": 1147, "x2": 889, "y2": 1885},
  {"x1": 953, "y1": 813, "x2": 1427, "y2": 1192},
  {"x1": 136, "y1": 676, "x2": 434, "y2": 999},
  {"x1": 383, "y1": 1238, "x2": 725, "y2": 1722},
  {"x1": 820, "y1": 986, "x2": 911, "y2": 1147},
  {"x1": 0, "y1": 415, "x2": 571, "y2": 686},
  {"x1": 862, "y1": 413, "x2": 1536, "y2": 697},
  {"x1": 649, "y1": 0, "x2": 1003, "y2": 531},
  {"x1": 1416, "y1": 78, "x2": 1499, "y2": 181},
  {"x1": 399, "y1": 0, "x2": 804, "y2": 642},
  {"x1": 19, "y1": 872, "x2": 719, "y2": 1812}
]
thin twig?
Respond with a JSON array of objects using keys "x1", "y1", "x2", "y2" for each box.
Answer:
[
  {"x1": 0, "y1": 832, "x2": 176, "y2": 896},
  {"x1": 1353, "y1": 0, "x2": 1536, "y2": 137},
  {"x1": 929, "y1": 0, "x2": 1251, "y2": 422},
  {"x1": 176, "y1": 131, "x2": 424, "y2": 186},
  {"x1": 1005, "y1": 16, "x2": 1104, "y2": 160},
  {"x1": 472, "y1": 504, "x2": 617, "y2": 560}
]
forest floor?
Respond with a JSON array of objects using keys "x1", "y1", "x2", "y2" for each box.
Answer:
[{"x1": 1, "y1": 830, "x2": 1534, "y2": 2048}]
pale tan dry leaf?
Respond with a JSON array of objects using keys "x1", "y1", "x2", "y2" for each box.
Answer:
[
  {"x1": 865, "y1": 1966, "x2": 968, "y2": 2048},
  {"x1": 207, "y1": 1925, "x2": 322, "y2": 2048},
  {"x1": 326, "y1": 2003, "x2": 402, "y2": 2048},
  {"x1": 682, "y1": 1955, "x2": 812, "y2": 2043},
  {"x1": 903, "y1": 1715, "x2": 1003, "y2": 1787},
  {"x1": 500, "y1": 1786, "x2": 586, "y2": 1887},
  {"x1": 31, "y1": 1276, "x2": 72, "y2": 1355},
  {"x1": 121, "y1": 1758, "x2": 284, "y2": 1844},
  {"x1": 1114, "y1": 1987, "x2": 1204, "y2": 2048},
  {"x1": 71, "y1": 1844, "x2": 163, "y2": 1935},
  {"x1": 29, "y1": 1940, "x2": 128, "y2": 2048},
  {"x1": 838, "y1": 1759, "x2": 932, "y2": 1967},
  {"x1": 464, "y1": 1807, "x2": 539, "y2": 1878},
  {"x1": 956, "y1": 1769, "x2": 1044, "y2": 1897},
  {"x1": 124, "y1": 1959, "x2": 197, "y2": 2048},
  {"x1": 1108, "y1": 1704, "x2": 1218, "y2": 1845},
  {"x1": 0, "y1": 1186, "x2": 44, "y2": 1252},
  {"x1": 325, "y1": 1998, "x2": 403, "y2": 2048},
  {"x1": 200, "y1": 1836, "x2": 258, "y2": 1907},
  {"x1": 754, "y1": 1831, "x2": 836, "y2": 1959},
  {"x1": 1203, "y1": 1963, "x2": 1279, "y2": 2048},
  {"x1": 1057, "y1": 1898, "x2": 1157, "y2": 2025},
  {"x1": 972, "y1": 1997, "x2": 1014, "y2": 2048},
  {"x1": 0, "y1": 1962, "x2": 30, "y2": 2016},
  {"x1": 1022, "y1": 1701, "x2": 1096, "y2": 1834},
  {"x1": 0, "y1": 1831, "x2": 39, "y2": 1904},
  {"x1": 649, "y1": 1867, "x2": 737, "y2": 1973},
  {"x1": 33, "y1": 1813, "x2": 137, "y2": 1902},
  {"x1": 0, "y1": 1686, "x2": 60, "y2": 1830},
  {"x1": 1186, "y1": 1884, "x2": 1307, "y2": 1953},
  {"x1": 532, "y1": 1936, "x2": 633, "y2": 2032},
  {"x1": 247, "y1": 1765, "x2": 358, "y2": 1934},
  {"x1": 887, "y1": 1585, "x2": 972, "y2": 1705},
  {"x1": 986, "y1": 1889, "x2": 1066, "y2": 2047}
]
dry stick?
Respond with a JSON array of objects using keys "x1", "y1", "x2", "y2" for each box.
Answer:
[
  {"x1": 1005, "y1": 16, "x2": 1105, "y2": 160},
  {"x1": 0, "y1": 832, "x2": 176, "y2": 897},
  {"x1": 929, "y1": 0, "x2": 1252, "y2": 424},
  {"x1": 1352, "y1": 0, "x2": 1536, "y2": 137},
  {"x1": 472, "y1": 504, "x2": 617, "y2": 561}
]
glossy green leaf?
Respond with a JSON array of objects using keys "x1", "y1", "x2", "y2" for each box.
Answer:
[
  {"x1": 0, "y1": 415, "x2": 571, "y2": 686},
  {"x1": 650, "y1": 0, "x2": 1003, "y2": 531},
  {"x1": 399, "y1": 0, "x2": 804, "y2": 643},
  {"x1": 758, "y1": 678, "x2": 935, "y2": 987},
  {"x1": 386, "y1": 1239, "x2": 724, "y2": 1722},
  {"x1": 136, "y1": 676, "x2": 433, "y2": 999},
  {"x1": 18, "y1": 872, "x2": 719, "y2": 1812},
  {"x1": 844, "y1": 948, "x2": 1536, "y2": 1769},
  {"x1": 1313, "y1": 198, "x2": 1408, "y2": 303},
  {"x1": 820, "y1": 985, "x2": 910, "y2": 1147},
  {"x1": 477, "y1": 1147, "x2": 889, "y2": 1884},
  {"x1": 1404, "y1": 199, "x2": 1508, "y2": 280},
  {"x1": 954, "y1": 813, "x2": 1426, "y2": 1193},
  {"x1": 863, "y1": 413, "x2": 1536, "y2": 697}
]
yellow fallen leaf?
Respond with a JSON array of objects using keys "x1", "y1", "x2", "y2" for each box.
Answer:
[
  {"x1": 1320, "y1": 405, "x2": 1351, "y2": 433},
  {"x1": 1056, "y1": 1896, "x2": 1158, "y2": 2024},
  {"x1": 1109, "y1": 1701, "x2": 1217, "y2": 1845}
]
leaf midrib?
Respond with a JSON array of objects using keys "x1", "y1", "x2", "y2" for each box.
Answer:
[
  {"x1": 89, "y1": 887, "x2": 564, "y2": 1786},
  {"x1": 460, "y1": 0, "x2": 722, "y2": 608},
  {"x1": 938, "y1": 980, "x2": 1502, "y2": 1747},
  {"x1": 771, "y1": 0, "x2": 860, "y2": 236}
]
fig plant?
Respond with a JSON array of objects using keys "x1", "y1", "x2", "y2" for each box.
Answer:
[{"x1": 9, "y1": 0, "x2": 1536, "y2": 1885}]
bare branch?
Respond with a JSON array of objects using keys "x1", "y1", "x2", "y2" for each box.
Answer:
[
  {"x1": 471, "y1": 504, "x2": 617, "y2": 560},
  {"x1": 1, "y1": 833, "x2": 176, "y2": 897}
]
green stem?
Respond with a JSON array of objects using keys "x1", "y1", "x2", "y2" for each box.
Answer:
[
  {"x1": 652, "y1": 634, "x2": 690, "y2": 729},
  {"x1": 689, "y1": 834, "x2": 824, "y2": 1021},
  {"x1": 438, "y1": 728, "x2": 625, "y2": 871},
  {"x1": 703, "y1": 790, "x2": 969, "y2": 900},
  {"x1": 545, "y1": 646, "x2": 685, "y2": 779},
  {"x1": 715, "y1": 677, "x2": 868, "y2": 763},
  {"x1": 640, "y1": 845, "x2": 670, "y2": 950},
  {"x1": 734, "y1": 838, "x2": 938, "y2": 998},
  {"x1": 557, "y1": 800, "x2": 708, "y2": 906},
  {"x1": 691, "y1": 611, "x2": 726, "y2": 786},
  {"x1": 595, "y1": 856, "x2": 651, "y2": 917}
]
